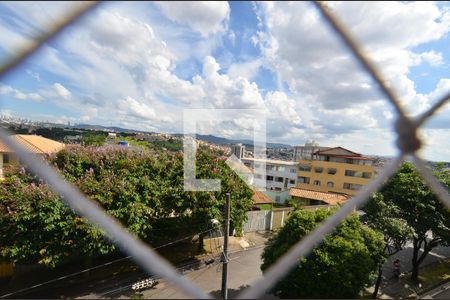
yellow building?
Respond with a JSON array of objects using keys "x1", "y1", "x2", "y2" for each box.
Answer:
[{"x1": 296, "y1": 147, "x2": 375, "y2": 196}]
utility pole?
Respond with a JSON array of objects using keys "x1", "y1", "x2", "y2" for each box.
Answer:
[{"x1": 221, "y1": 193, "x2": 231, "y2": 299}]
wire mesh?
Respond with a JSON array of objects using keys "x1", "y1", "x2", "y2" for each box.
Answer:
[{"x1": 0, "y1": 1, "x2": 448, "y2": 299}]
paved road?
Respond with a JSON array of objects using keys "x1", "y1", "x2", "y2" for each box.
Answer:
[
  {"x1": 115, "y1": 246, "x2": 266, "y2": 299},
  {"x1": 421, "y1": 282, "x2": 450, "y2": 299},
  {"x1": 382, "y1": 243, "x2": 450, "y2": 279}
]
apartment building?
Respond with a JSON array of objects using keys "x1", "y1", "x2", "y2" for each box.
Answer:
[
  {"x1": 241, "y1": 157, "x2": 299, "y2": 191},
  {"x1": 293, "y1": 141, "x2": 329, "y2": 161},
  {"x1": 231, "y1": 143, "x2": 245, "y2": 159},
  {"x1": 296, "y1": 146, "x2": 375, "y2": 196}
]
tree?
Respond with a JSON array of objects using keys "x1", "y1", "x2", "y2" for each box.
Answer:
[
  {"x1": 362, "y1": 193, "x2": 413, "y2": 298},
  {"x1": 373, "y1": 162, "x2": 450, "y2": 280},
  {"x1": 261, "y1": 208, "x2": 386, "y2": 298},
  {"x1": 81, "y1": 132, "x2": 107, "y2": 146},
  {"x1": 0, "y1": 174, "x2": 113, "y2": 267},
  {"x1": 0, "y1": 144, "x2": 254, "y2": 266}
]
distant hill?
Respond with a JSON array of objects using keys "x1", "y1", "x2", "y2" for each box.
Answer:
[
  {"x1": 69, "y1": 124, "x2": 292, "y2": 148},
  {"x1": 73, "y1": 124, "x2": 153, "y2": 134},
  {"x1": 194, "y1": 134, "x2": 292, "y2": 148}
]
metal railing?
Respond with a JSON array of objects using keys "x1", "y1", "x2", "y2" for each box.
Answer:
[{"x1": 0, "y1": 1, "x2": 449, "y2": 299}]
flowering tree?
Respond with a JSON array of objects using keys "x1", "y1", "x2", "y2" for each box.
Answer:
[{"x1": 0, "y1": 144, "x2": 253, "y2": 266}]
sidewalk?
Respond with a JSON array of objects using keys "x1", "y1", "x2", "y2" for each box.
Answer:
[
  {"x1": 372, "y1": 259, "x2": 450, "y2": 299},
  {"x1": 202, "y1": 231, "x2": 271, "y2": 256}
]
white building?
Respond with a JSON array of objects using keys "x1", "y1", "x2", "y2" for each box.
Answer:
[
  {"x1": 231, "y1": 143, "x2": 245, "y2": 159},
  {"x1": 293, "y1": 141, "x2": 329, "y2": 161},
  {"x1": 241, "y1": 157, "x2": 299, "y2": 191}
]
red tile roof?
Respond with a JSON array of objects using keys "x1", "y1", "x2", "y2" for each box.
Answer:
[
  {"x1": 252, "y1": 191, "x2": 273, "y2": 205},
  {"x1": 289, "y1": 188, "x2": 349, "y2": 205},
  {"x1": 314, "y1": 146, "x2": 371, "y2": 160}
]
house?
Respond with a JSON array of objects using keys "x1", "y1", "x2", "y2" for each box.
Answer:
[
  {"x1": 289, "y1": 187, "x2": 349, "y2": 206},
  {"x1": 252, "y1": 191, "x2": 273, "y2": 210},
  {"x1": 0, "y1": 135, "x2": 65, "y2": 179},
  {"x1": 296, "y1": 146, "x2": 375, "y2": 196}
]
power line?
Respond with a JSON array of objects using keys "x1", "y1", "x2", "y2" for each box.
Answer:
[{"x1": 0, "y1": 228, "x2": 213, "y2": 299}]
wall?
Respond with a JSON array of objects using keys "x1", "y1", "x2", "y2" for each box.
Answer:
[
  {"x1": 243, "y1": 210, "x2": 271, "y2": 232},
  {"x1": 297, "y1": 159, "x2": 375, "y2": 195},
  {"x1": 264, "y1": 190, "x2": 290, "y2": 204}
]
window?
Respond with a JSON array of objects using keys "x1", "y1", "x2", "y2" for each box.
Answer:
[
  {"x1": 299, "y1": 164, "x2": 311, "y2": 172},
  {"x1": 266, "y1": 165, "x2": 274, "y2": 171},
  {"x1": 275, "y1": 177, "x2": 284, "y2": 183},
  {"x1": 276, "y1": 166, "x2": 285, "y2": 172},
  {"x1": 343, "y1": 183, "x2": 363, "y2": 190},
  {"x1": 327, "y1": 181, "x2": 334, "y2": 187},
  {"x1": 275, "y1": 196, "x2": 281, "y2": 202},
  {"x1": 345, "y1": 170, "x2": 356, "y2": 176},
  {"x1": 290, "y1": 168, "x2": 296, "y2": 173},
  {"x1": 3, "y1": 154, "x2": 9, "y2": 164},
  {"x1": 313, "y1": 180, "x2": 321, "y2": 186},
  {"x1": 289, "y1": 179, "x2": 295, "y2": 185},
  {"x1": 266, "y1": 175, "x2": 274, "y2": 181},
  {"x1": 254, "y1": 164, "x2": 260, "y2": 168},
  {"x1": 298, "y1": 176, "x2": 310, "y2": 184},
  {"x1": 255, "y1": 174, "x2": 262, "y2": 179},
  {"x1": 363, "y1": 172, "x2": 372, "y2": 179},
  {"x1": 274, "y1": 187, "x2": 282, "y2": 191},
  {"x1": 314, "y1": 167, "x2": 323, "y2": 173},
  {"x1": 244, "y1": 162, "x2": 251, "y2": 167},
  {"x1": 328, "y1": 168, "x2": 337, "y2": 175}
]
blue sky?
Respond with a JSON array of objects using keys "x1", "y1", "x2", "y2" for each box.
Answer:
[{"x1": 0, "y1": 1, "x2": 449, "y2": 161}]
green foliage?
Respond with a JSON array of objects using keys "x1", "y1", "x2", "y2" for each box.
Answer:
[
  {"x1": 363, "y1": 193, "x2": 413, "y2": 253},
  {"x1": 0, "y1": 174, "x2": 113, "y2": 267},
  {"x1": 261, "y1": 208, "x2": 386, "y2": 298},
  {"x1": 364, "y1": 162, "x2": 450, "y2": 280},
  {"x1": 150, "y1": 139, "x2": 183, "y2": 152},
  {"x1": 81, "y1": 132, "x2": 107, "y2": 146},
  {"x1": 0, "y1": 145, "x2": 253, "y2": 267}
]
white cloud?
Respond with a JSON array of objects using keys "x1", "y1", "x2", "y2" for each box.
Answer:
[
  {"x1": 419, "y1": 50, "x2": 444, "y2": 66},
  {"x1": 156, "y1": 1, "x2": 230, "y2": 37},
  {"x1": 253, "y1": 1, "x2": 450, "y2": 153},
  {"x1": 53, "y1": 83, "x2": 71, "y2": 100},
  {"x1": 26, "y1": 69, "x2": 41, "y2": 81},
  {"x1": 228, "y1": 59, "x2": 262, "y2": 80},
  {"x1": 0, "y1": 84, "x2": 43, "y2": 101}
]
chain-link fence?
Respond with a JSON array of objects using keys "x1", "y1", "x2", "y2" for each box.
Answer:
[{"x1": 0, "y1": 1, "x2": 449, "y2": 299}]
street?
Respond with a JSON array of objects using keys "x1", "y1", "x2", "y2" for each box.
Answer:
[
  {"x1": 78, "y1": 246, "x2": 267, "y2": 299},
  {"x1": 4, "y1": 235, "x2": 447, "y2": 299}
]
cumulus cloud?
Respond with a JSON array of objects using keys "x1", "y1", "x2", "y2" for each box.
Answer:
[
  {"x1": 53, "y1": 83, "x2": 71, "y2": 100},
  {"x1": 156, "y1": 1, "x2": 230, "y2": 37},
  {"x1": 227, "y1": 59, "x2": 262, "y2": 80},
  {"x1": 253, "y1": 1, "x2": 450, "y2": 150}
]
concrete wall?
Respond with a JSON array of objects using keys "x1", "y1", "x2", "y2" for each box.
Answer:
[
  {"x1": 264, "y1": 190, "x2": 291, "y2": 204},
  {"x1": 243, "y1": 210, "x2": 271, "y2": 232}
]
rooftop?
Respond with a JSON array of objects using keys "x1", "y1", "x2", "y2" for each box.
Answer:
[
  {"x1": 242, "y1": 157, "x2": 299, "y2": 165},
  {"x1": 289, "y1": 188, "x2": 350, "y2": 206},
  {"x1": 0, "y1": 135, "x2": 65, "y2": 154},
  {"x1": 314, "y1": 146, "x2": 372, "y2": 160},
  {"x1": 252, "y1": 191, "x2": 273, "y2": 205}
]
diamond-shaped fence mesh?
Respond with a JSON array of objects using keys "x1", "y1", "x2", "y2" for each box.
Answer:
[{"x1": 0, "y1": 1, "x2": 448, "y2": 299}]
